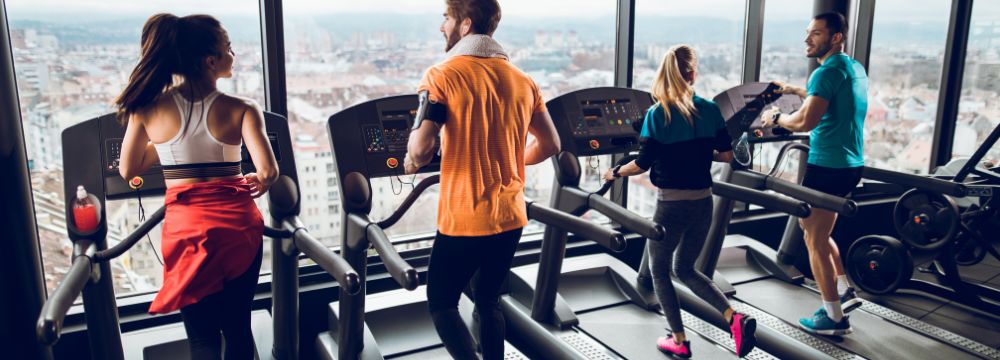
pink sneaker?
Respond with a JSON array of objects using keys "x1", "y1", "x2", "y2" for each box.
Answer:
[
  {"x1": 656, "y1": 335, "x2": 691, "y2": 358},
  {"x1": 730, "y1": 312, "x2": 757, "y2": 357}
]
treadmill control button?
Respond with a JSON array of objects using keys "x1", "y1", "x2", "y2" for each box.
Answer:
[{"x1": 129, "y1": 176, "x2": 144, "y2": 189}]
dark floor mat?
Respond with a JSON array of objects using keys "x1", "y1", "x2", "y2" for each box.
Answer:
[
  {"x1": 735, "y1": 279, "x2": 981, "y2": 360},
  {"x1": 578, "y1": 305, "x2": 740, "y2": 360},
  {"x1": 915, "y1": 261, "x2": 1000, "y2": 284},
  {"x1": 861, "y1": 290, "x2": 947, "y2": 313}
]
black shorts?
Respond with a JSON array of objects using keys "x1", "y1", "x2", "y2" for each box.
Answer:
[{"x1": 801, "y1": 164, "x2": 863, "y2": 197}]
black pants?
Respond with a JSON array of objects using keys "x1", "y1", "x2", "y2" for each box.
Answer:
[
  {"x1": 179, "y1": 244, "x2": 263, "y2": 360},
  {"x1": 427, "y1": 228, "x2": 522, "y2": 360}
]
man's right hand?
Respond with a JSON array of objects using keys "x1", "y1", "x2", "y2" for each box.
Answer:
[{"x1": 771, "y1": 80, "x2": 806, "y2": 98}]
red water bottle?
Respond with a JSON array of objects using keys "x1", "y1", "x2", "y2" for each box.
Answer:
[{"x1": 73, "y1": 185, "x2": 99, "y2": 233}]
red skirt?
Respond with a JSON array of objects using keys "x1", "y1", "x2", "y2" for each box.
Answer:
[{"x1": 148, "y1": 178, "x2": 264, "y2": 315}]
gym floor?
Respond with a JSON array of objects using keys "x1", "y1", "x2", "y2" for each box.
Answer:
[{"x1": 858, "y1": 253, "x2": 1000, "y2": 349}]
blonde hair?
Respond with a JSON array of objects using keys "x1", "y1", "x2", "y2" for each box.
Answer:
[{"x1": 651, "y1": 44, "x2": 698, "y2": 127}]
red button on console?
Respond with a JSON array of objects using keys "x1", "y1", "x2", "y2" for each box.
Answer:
[{"x1": 129, "y1": 176, "x2": 144, "y2": 190}]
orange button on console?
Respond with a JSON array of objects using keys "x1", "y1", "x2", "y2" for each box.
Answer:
[
  {"x1": 589, "y1": 140, "x2": 600, "y2": 150},
  {"x1": 386, "y1": 157, "x2": 399, "y2": 168},
  {"x1": 753, "y1": 129, "x2": 765, "y2": 138}
]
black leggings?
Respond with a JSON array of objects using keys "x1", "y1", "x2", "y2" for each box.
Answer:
[
  {"x1": 180, "y1": 244, "x2": 263, "y2": 360},
  {"x1": 426, "y1": 228, "x2": 522, "y2": 360}
]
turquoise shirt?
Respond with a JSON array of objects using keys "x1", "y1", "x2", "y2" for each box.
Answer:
[{"x1": 805, "y1": 52, "x2": 868, "y2": 168}]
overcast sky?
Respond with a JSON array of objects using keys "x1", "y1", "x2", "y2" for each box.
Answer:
[{"x1": 5, "y1": 0, "x2": 997, "y2": 22}]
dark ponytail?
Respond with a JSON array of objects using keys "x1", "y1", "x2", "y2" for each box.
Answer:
[{"x1": 114, "y1": 13, "x2": 226, "y2": 125}]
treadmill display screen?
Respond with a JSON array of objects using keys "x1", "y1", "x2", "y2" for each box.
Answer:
[
  {"x1": 329, "y1": 95, "x2": 442, "y2": 179},
  {"x1": 546, "y1": 88, "x2": 655, "y2": 156}
]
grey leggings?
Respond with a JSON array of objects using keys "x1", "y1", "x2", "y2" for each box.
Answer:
[{"x1": 638, "y1": 197, "x2": 731, "y2": 333}]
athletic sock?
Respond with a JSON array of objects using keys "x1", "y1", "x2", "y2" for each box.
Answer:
[
  {"x1": 837, "y1": 275, "x2": 850, "y2": 295},
  {"x1": 824, "y1": 301, "x2": 844, "y2": 322}
]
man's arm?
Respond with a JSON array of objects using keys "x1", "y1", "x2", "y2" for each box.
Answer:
[
  {"x1": 404, "y1": 121, "x2": 442, "y2": 174},
  {"x1": 525, "y1": 109, "x2": 560, "y2": 165},
  {"x1": 772, "y1": 95, "x2": 829, "y2": 132}
]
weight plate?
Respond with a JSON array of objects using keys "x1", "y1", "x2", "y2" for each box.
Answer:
[
  {"x1": 893, "y1": 189, "x2": 960, "y2": 251},
  {"x1": 847, "y1": 235, "x2": 913, "y2": 295}
]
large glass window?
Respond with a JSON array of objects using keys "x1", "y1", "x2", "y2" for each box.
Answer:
[
  {"x1": 752, "y1": 0, "x2": 813, "y2": 181},
  {"x1": 283, "y1": 1, "x2": 617, "y2": 247},
  {"x1": 759, "y1": 0, "x2": 812, "y2": 87},
  {"x1": 866, "y1": 0, "x2": 950, "y2": 174},
  {"x1": 9, "y1": 1, "x2": 266, "y2": 297},
  {"x1": 629, "y1": 0, "x2": 746, "y2": 217},
  {"x1": 955, "y1": 2, "x2": 1000, "y2": 165}
]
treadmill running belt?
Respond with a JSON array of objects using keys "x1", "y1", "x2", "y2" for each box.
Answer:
[
  {"x1": 734, "y1": 279, "x2": 981, "y2": 360},
  {"x1": 577, "y1": 304, "x2": 752, "y2": 360}
]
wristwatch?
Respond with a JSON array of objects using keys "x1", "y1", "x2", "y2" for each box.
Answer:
[
  {"x1": 612, "y1": 165, "x2": 622, "y2": 178},
  {"x1": 770, "y1": 111, "x2": 782, "y2": 128}
]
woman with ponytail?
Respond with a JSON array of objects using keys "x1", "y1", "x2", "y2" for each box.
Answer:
[
  {"x1": 603, "y1": 45, "x2": 757, "y2": 358},
  {"x1": 116, "y1": 13, "x2": 277, "y2": 359}
]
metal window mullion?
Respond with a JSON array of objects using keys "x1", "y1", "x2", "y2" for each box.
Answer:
[
  {"x1": 930, "y1": 0, "x2": 974, "y2": 172},
  {"x1": 259, "y1": 0, "x2": 288, "y2": 117},
  {"x1": 743, "y1": 0, "x2": 765, "y2": 84},
  {"x1": 851, "y1": 0, "x2": 876, "y2": 71},
  {"x1": 613, "y1": 0, "x2": 635, "y2": 207},
  {"x1": 0, "y1": 0, "x2": 55, "y2": 358}
]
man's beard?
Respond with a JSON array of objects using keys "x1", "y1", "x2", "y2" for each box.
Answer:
[
  {"x1": 444, "y1": 26, "x2": 462, "y2": 52},
  {"x1": 807, "y1": 40, "x2": 832, "y2": 58}
]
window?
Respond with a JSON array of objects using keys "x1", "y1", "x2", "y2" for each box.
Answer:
[
  {"x1": 759, "y1": 0, "x2": 812, "y2": 87},
  {"x1": 955, "y1": 2, "x2": 1000, "y2": 165},
  {"x1": 8, "y1": 0, "x2": 266, "y2": 297},
  {"x1": 283, "y1": 0, "x2": 617, "y2": 246},
  {"x1": 866, "y1": 0, "x2": 950, "y2": 174},
  {"x1": 629, "y1": 0, "x2": 746, "y2": 217}
]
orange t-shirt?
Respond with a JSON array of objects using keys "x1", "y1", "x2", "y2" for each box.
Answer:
[{"x1": 418, "y1": 55, "x2": 546, "y2": 236}]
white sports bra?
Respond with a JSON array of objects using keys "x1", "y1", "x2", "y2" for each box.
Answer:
[{"x1": 153, "y1": 89, "x2": 243, "y2": 167}]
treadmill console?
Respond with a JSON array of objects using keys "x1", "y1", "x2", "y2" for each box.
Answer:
[
  {"x1": 64, "y1": 112, "x2": 291, "y2": 201},
  {"x1": 547, "y1": 87, "x2": 654, "y2": 156},
  {"x1": 713, "y1": 82, "x2": 804, "y2": 143},
  {"x1": 328, "y1": 95, "x2": 441, "y2": 181}
]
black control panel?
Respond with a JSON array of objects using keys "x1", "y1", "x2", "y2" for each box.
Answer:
[
  {"x1": 328, "y1": 95, "x2": 441, "y2": 180},
  {"x1": 64, "y1": 112, "x2": 292, "y2": 202},
  {"x1": 547, "y1": 87, "x2": 654, "y2": 157},
  {"x1": 713, "y1": 82, "x2": 804, "y2": 143}
]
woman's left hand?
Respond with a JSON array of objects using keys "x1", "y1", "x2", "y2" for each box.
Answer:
[{"x1": 244, "y1": 173, "x2": 268, "y2": 198}]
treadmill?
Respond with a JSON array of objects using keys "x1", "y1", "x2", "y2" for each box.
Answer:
[
  {"x1": 501, "y1": 87, "x2": 838, "y2": 359},
  {"x1": 36, "y1": 112, "x2": 361, "y2": 359},
  {"x1": 315, "y1": 95, "x2": 626, "y2": 359},
  {"x1": 697, "y1": 82, "x2": 996, "y2": 360}
]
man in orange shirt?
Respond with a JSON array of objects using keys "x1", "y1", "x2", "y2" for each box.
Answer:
[{"x1": 404, "y1": 0, "x2": 560, "y2": 358}]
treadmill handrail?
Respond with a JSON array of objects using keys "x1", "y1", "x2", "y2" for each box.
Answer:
[
  {"x1": 376, "y1": 174, "x2": 440, "y2": 229},
  {"x1": 283, "y1": 216, "x2": 361, "y2": 295},
  {"x1": 526, "y1": 201, "x2": 626, "y2": 252},
  {"x1": 366, "y1": 224, "x2": 420, "y2": 290},
  {"x1": 93, "y1": 206, "x2": 165, "y2": 262},
  {"x1": 734, "y1": 171, "x2": 857, "y2": 216},
  {"x1": 767, "y1": 142, "x2": 810, "y2": 178},
  {"x1": 586, "y1": 194, "x2": 665, "y2": 241},
  {"x1": 712, "y1": 181, "x2": 811, "y2": 218},
  {"x1": 37, "y1": 241, "x2": 96, "y2": 345},
  {"x1": 863, "y1": 166, "x2": 966, "y2": 197}
]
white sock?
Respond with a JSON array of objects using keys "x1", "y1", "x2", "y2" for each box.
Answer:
[
  {"x1": 824, "y1": 301, "x2": 844, "y2": 322},
  {"x1": 837, "y1": 275, "x2": 850, "y2": 295}
]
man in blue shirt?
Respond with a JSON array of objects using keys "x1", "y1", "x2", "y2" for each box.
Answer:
[{"x1": 761, "y1": 11, "x2": 867, "y2": 336}]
